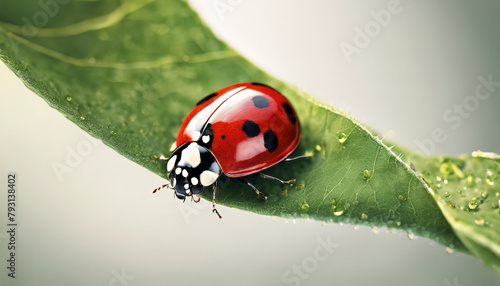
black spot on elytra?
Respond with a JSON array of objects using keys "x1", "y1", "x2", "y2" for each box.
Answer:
[
  {"x1": 263, "y1": 129, "x2": 278, "y2": 152},
  {"x1": 221, "y1": 135, "x2": 226, "y2": 139},
  {"x1": 196, "y1": 92, "x2": 217, "y2": 106},
  {"x1": 241, "y1": 120, "x2": 261, "y2": 138},
  {"x1": 252, "y1": 96, "x2": 269, "y2": 109},
  {"x1": 282, "y1": 103, "x2": 296, "y2": 125}
]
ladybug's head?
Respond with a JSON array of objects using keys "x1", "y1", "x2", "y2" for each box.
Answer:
[{"x1": 166, "y1": 142, "x2": 222, "y2": 201}]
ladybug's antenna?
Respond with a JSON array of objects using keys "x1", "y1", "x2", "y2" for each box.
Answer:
[{"x1": 152, "y1": 182, "x2": 171, "y2": 193}]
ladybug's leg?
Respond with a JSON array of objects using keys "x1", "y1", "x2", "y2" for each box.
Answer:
[
  {"x1": 259, "y1": 173, "x2": 295, "y2": 185},
  {"x1": 238, "y1": 178, "x2": 268, "y2": 200},
  {"x1": 152, "y1": 183, "x2": 170, "y2": 193},
  {"x1": 284, "y1": 154, "x2": 311, "y2": 162},
  {"x1": 212, "y1": 182, "x2": 222, "y2": 219},
  {"x1": 192, "y1": 195, "x2": 201, "y2": 203}
]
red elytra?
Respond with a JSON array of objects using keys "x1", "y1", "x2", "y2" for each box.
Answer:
[{"x1": 175, "y1": 82, "x2": 301, "y2": 177}]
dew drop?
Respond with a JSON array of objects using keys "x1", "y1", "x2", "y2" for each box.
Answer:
[
  {"x1": 481, "y1": 192, "x2": 488, "y2": 199},
  {"x1": 468, "y1": 200, "x2": 479, "y2": 210},
  {"x1": 436, "y1": 176, "x2": 442, "y2": 182},
  {"x1": 444, "y1": 192, "x2": 450, "y2": 198},
  {"x1": 338, "y1": 133, "x2": 347, "y2": 144},
  {"x1": 372, "y1": 227, "x2": 379, "y2": 234},
  {"x1": 300, "y1": 203, "x2": 310, "y2": 213},
  {"x1": 474, "y1": 219, "x2": 485, "y2": 226},
  {"x1": 315, "y1": 144, "x2": 322, "y2": 151},
  {"x1": 363, "y1": 169, "x2": 372, "y2": 180},
  {"x1": 466, "y1": 175, "x2": 475, "y2": 187},
  {"x1": 397, "y1": 195, "x2": 406, "y2": 201},
  {"x1": 443, "y1": 179, "x2": 449, "y2": 185},
  {"x1": 360, "y1": 213, "x2": 368, "y2": 220},
  {"x1": 330, "y1": 199, "x2": 336, "y2": 205},
  {"x1": 354, "y1": 225, "x2": 360, "y2": 230},
  {"x1": 66, "y1": 96, "x2": 72, "y2": 102},
  {"x1": 407, "y1": 233, "x2": 414, "y2": 240},
  {"x1": 445, "y1": 248, "x2": 454, "y2": 254},
  {"x1": 396, "y1": 221, "x2": 401, "y2": 226},
  {"x1": 80, "y1": 116, "x2": 85, "y2": 120},
  {"x1": 333, "y1": 206, "x2": 344, "y2": 216}
]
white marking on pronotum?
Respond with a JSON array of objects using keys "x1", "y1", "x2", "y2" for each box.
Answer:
[
  {"x1": 185, "y1": 147, "x2": 201, "y2": 167},
  {"x1": 167, "y1": 155, "x2": 177, "y2": 172},
  {"x1": 175, "y1": 167, "x2": 182, "y2": 175},
  {"x1": 200, "y1": 171, "x2": 218, "y2": 186},
  {"x1": 202, "y1": 135, "x2": 210, "y2": 144},
  {"x1": 191, "y1": 177, "x2": 199, "y2": 185},
  {"x1": 172, "y1": 178, "x2": 177, "y2": 187},
  {"x1": 182, "y1": 169, "x2": 188, "y2": 177}
]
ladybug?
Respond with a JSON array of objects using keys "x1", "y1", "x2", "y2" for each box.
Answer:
[{"x1": 154, "y1": 82, "x2": 302, "y2": 218}]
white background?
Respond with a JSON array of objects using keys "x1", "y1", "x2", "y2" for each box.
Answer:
[{"x1": 1, "y1": 1, "x2": 499, "y2": 285}]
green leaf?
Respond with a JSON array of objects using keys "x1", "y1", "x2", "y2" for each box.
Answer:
[
  {"x1": 1, "y1": 0, "x2": 498, "y2": 272},
  {"x1": 400, "y1": 149, "x2": 500, "y2": 272}
]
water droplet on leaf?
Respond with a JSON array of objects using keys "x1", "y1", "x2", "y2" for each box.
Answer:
[
  {"x1": 333, "y1": 206, "x2": 344, "y2": 216},
  {"x1": 338, "y1": 133, "x2": 347, "y2": 144},
  {"x1": 300, "y1": 203, "x2": 310, "y2": 213},
  {"x1": 363, "y1": 169, "x2": 372, "y2": 180},
  {"x1": 468, "y1": 200, "x2": 478, "y2": 210},
  {"x1": 474, "y1": 219, "x2": 485, "y2": 226}
]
